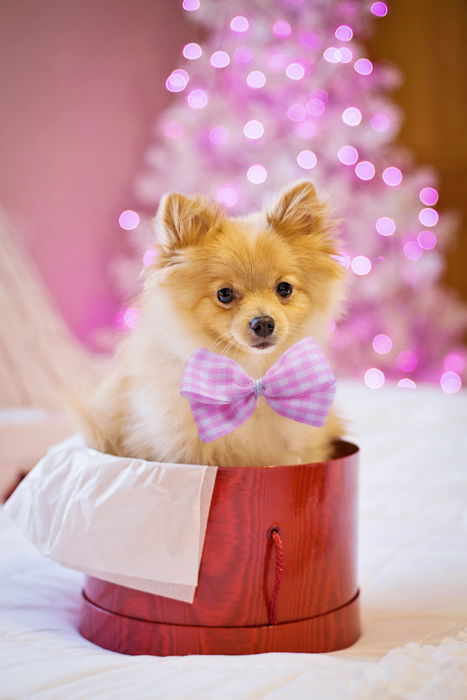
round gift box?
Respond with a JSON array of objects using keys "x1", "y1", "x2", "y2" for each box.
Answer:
[{"x1": 79, "y1": 440, "x2": 360, "y2": 656}]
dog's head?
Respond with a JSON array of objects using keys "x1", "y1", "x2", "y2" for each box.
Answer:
[{"x1": 145, "y1": 181, "x2": 344, "y2": 357}]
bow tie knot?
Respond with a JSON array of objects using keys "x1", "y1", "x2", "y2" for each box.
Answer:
[{"x1": 180, "y1": 337, "x2": 336, "y2": 443}]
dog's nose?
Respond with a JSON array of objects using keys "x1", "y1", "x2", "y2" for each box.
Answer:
[{"x1": 250, "y1": 316, "x2": 275, "y2": 338}]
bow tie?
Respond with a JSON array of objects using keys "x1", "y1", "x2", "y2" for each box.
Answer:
[{"x1": 180, "y1": 337, "x2": 336, "y2": 443}]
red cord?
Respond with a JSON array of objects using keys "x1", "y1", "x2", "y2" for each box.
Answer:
[{"x1": 268, "y1": 529, "x2": 284, "y2": 625}]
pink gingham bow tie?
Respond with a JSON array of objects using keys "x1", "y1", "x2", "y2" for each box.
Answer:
[{"x1": 180, "y1": 337, "x2": 336, "y2": 442}]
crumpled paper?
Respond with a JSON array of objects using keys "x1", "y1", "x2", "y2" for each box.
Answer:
[{"x1": 4, "y1": 436, "x2": 218, "y2": 603}]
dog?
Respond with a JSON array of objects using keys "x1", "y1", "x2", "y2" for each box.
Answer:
[{"x1": 80, "y1": 180, "x2": 345, "y2": 467}]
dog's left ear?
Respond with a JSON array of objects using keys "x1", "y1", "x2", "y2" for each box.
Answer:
[
  {"x1": 155, "y1": 192, "x2": 224, "y2": 253},
  {"x1": 267, "y1": 180, "x2": 334, "y2": 244}
]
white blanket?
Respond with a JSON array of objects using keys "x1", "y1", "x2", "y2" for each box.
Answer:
[{"x1": 1, "y1": 380, "x2": 467, "y2": 699}]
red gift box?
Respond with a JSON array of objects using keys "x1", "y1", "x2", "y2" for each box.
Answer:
[{"x1": 79, "y1": 440, "x2": 360, "y2": 655}]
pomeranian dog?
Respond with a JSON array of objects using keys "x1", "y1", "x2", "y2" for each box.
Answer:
[{"x1": 81, "y1": 180, "x2": 345, "y2": 467}]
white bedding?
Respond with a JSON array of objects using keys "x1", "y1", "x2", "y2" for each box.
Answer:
[{"x1": 1, "y1": 380, "x2": 467, "y2": 699}]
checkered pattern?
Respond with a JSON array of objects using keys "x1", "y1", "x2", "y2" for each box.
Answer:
[{"x1": 180, "y1": 337, "x2": 336, "y2": 443}]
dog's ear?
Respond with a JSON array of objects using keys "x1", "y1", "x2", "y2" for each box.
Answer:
[
  {"x1": 155, "y1": 192, "x2": 224, "y2": 253},
  {"x1": 267, "y1": 180, "x2": 333, "y2": 242}
]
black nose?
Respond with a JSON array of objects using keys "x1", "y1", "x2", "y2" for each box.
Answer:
[{"x1": 250, "y1": 316, "x2": 275, "y2": 338}]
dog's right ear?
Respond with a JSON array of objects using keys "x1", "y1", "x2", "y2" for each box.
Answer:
[{"x1": 155, "y1": 193, "x2": 224, "y2": 255}]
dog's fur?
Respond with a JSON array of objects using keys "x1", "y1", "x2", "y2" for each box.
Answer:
[{"x1": 80, "y1": 181, "x2": 345, "y2": 466}]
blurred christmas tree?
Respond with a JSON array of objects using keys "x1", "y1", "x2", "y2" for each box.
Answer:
[{"x1": 113, "y1": 0, "x2": 466, "y2": 392}]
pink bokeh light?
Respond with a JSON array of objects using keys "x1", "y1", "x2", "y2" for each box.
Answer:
[
  {"x1": 323, "y1": 47, "x2": 341, "y2": 64},
  {"x1": 419, "y1": 186, "x2": 439, "y2": 206},
  {"x1": 273, "y1": 20, "x2": 292, "y2": 37},
  {"x1": 216, "y1": 186, "x2": 238, "y2": 207},
  {"x1": 335, "y1": 25, "x2": 353, "y2": 42},
  {"x1": 354, "y1": 58, "x2": 373, "y2": 75},
  {"x1": 351, "y1": 255, "x2": 372, "y2": 275},
  {"x1": 375, "y1": 216, "x2": 396, "y2": 236},
  {"x1": 247, "y1": 164, "x2": 267, "y2": 184},
  {"x1": 118, "y1": 210, "x2": 140, "y2": 230},
  {"x1": 287, "y1": 103, "x2": 306, "y2": 121},
  {"x1": 230, "y1": 15, "x2": 249, "y2": 32},
  {"x1": 355, "y1": 160, "x2": 375, "y2": 180},
  {"x1": 371, "y1": 113, "x2": 390, "y2": 132},
  {"x1": 443, "y1": 352, "x2": 465, "y2": 374},
  {"x1": 338, "y1": 145, "x2": 359, "y2": 165},
  {"x1": 297, "y1": 150, "x2": 317, "y2": 169},
  {"x1": 285, "y1": 62, "x2": 305, "y2": 80},
  {"x1": 364, "y1": 368, "x2": 385, "y2": 389},
  {"x1": 210, "y1": 51, "x2": 230, "y2": 68},
  {"x1": 382, "y1": 166, "x2": 403, "y2": 186},
  {"x1": 123, "y1": 307, "x2": 140, "y2": 329},
  {"x1": 372, "y1": 333, "x2": 393, "y2": 354},
  {"x1": 440, "y1": 371, "x2": 462, "y2": 394},
  {"x1": 306, "y1": 98, "x2": 325, "y2": 116},
  {"x1": 182, "y1": 0, "x2": 200, "y2": 11},
  {"x1": 209, "y1": 126, "x2": 229, "y2": 145},
  {"x1": 247, "y1": 70, "x2": 266, "y2": 87},
  {"x1": 371, "y1": 2, "x2": 388, "y2": 17},
  {"x1": 397, "y1": 378, "x2": 417, "y2": 389},
  {"x1": 143, "y1": 248, "x2": 159, "y2": 267},
  {"x1": 417, "y1": 230, "x2": 437, "y2": 250},
  {"x1": 183, "y1": 43, "x2": 202, "y2": 60},
  {"x1": 403, "y1": 240, "x2": 423, "y2": 260},
  {"x1": 342, "y1": 107, "x2": 362, "y2": 126},
  {"x1": 187, "y1": 89, "x2": 208, "y2": 109},
  {"x1": 165, "y1": 72, "x2": 188, "y2": 93},
  {"x1": 243, "y1": 120, "x2": 264, "y2": 139},
  {"x1": 418, "y1": 208, "x2": 439, "y2": 227}
]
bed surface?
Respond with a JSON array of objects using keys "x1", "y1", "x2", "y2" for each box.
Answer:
[{"x1": 1, "y1": 380, "x2": 466, "y2": 698}]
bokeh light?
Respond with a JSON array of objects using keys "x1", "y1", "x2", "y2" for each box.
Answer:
[
  {"x1": 371, "y1": 2, "x2": 388, "y2": 17},
  {"x1": 211, "y1": 51, "x2": 230, "y2": 68},
  {"x1": 335, "y1": 25, "x2": 353, "y2": 41},
  {"x1": 230, "y1": 15, "x2": 249, "y2": 32},
  {"x1": 143, "y1": 248, "x2": 159, "y2": 267},
  {"x1": 166, "y1": 72, "x2": 188, "y2": 93},
  {"x1": 371, "y1": 113, "x2": 390, "y2": 132},
  {"x1": 323, "y1": 47, "x2": 341, "y2": 63},
  {"x1": 209, "y1": 126, "x2": 229, "y2": 145},
  {"x1": 382, "y1": 166, "x2": 403, "y2": 186},
  {"x1": 286, "y1": 62, "x2": 305, "y2": 80},
  {"x1": 351, "y1": 255, "x2": 372, "y2": 275},
  {"x1": 338, "y1": 145, "x2": 359, "y2": 165},
  {"x1": 372, "y1": 334, "x2": 393, "y2": 354},
  {"x1": 287, "y1": 104, "x2": 306, "y2": 121},
  {"x1": 440, "y1": 371, "x2": 462, "y2": 394},
  {"x1": 183, "y1": 43, "x2": 202, "y2": 60},
  {"x1": 273, "y1": 20, "x2": 291, "y2": 37},
  {"x1": 306, "y1": 98, "x2": 325, "y2": 116},
  {"x1": 417, "y1": 230, "x2": 437, "y2": 250},
  {"x1": 339, "y1": 47, "x2": 353, "y2": 63},
  {"x1": 216, "y1": 187, "x2": 238, "y2": 207},
  {"x1": 123, "y1": 307, "x2": 140, "y2": 329},
  {"x1": 247, "y1": 70, "x2": 266, "y2": 87},
  {"x1": 182, "y1": 0, "x2": 200, "y2": 11},
  {"x1": 397, "y1": 378, "x2": 417, "y2": 389},
  {"x1": 247, "y1": 164, "x2": 267, "y2": 184},
  {"x1": 187, "y1": 88, "x2": 208, "y2": 109},
  {"x1": 354, "y1": 58, "x2": 373, "y2": 75},
  {"x1": 297, "y1": 150, "x2": 317, "y2": 169},
  {"x1": 397, "y1": 350, "x2": 418, "y2": 372},
  {"x1": 418, "y1": 208, "x2": 439, "y2": 227},
  {"x1": 119, "y1": 210, "x2": 140, "y2": 230},
  {"x1": 375, "y1": 216, "x2": 396, "y2": 236},
  {"x1": 342, "y1": 107, "x2": 362, "y2": 126},
  {"x1": 243, "y1": 120, "x2": 265, "y2": 139},
  {"x1": 404, "y1": 240, "x2": 423, "y2": 260},
  {"x1": 355, "y1": 160, "x2": 375, "y2": 180},
  {"x1": 364, "y1": 368, "x2": 385, "y2": 389},
  {"x1": 419, "y1": 186, "x2": 439, "y2": 206},
  {"x1": 443, "y1": 352, "x2": 465, "y2": 374}
]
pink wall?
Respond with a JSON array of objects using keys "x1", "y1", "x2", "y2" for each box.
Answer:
[{"x1": 0, "y1": 0, "x2": 196, "y2": 348}]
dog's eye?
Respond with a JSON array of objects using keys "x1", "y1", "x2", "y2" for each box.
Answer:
[
  {"x1": 217, "y1": 287, "x2": 235, "y2": 304},
  {"x1": 276, "y1": 282, "x2": 293, "y2": 298}
]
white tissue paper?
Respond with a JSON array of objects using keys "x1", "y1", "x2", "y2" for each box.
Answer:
[{"x1": 4, "y1": 436, "x2": 218, "y2": 603}]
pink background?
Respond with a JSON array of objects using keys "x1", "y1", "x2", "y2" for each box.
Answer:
[{"x1": 0, "y1": 0, "x2": 197, "y2": 348}]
